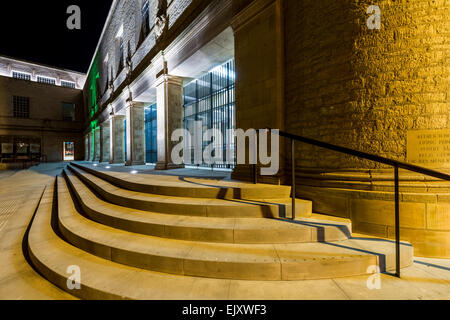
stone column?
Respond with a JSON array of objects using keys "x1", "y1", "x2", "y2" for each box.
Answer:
[
  {"x1": 109, "y1": 115, "x2": 126, "y2": 164},
  {"x1": 154, "y1": 74, "x2": 185, "y2": 170},
  {"x1": 84, "y1": 134, "x2": 89, "y2": 161},
  {"x1": 88, "y1": 132, "x2": 94, "y2": 162},
  {"x1": 100, "y1": 122, "x2": 110, "y2": 163},
  {"x1": 94, "y1": 128, "x2": 101, "y2": 162},
  {"x1": 231, "y1": 0, "x2": 286, "y2": 184},
  {"x1": 125, "y1": 100, "x2": 146, "y2": 166}
]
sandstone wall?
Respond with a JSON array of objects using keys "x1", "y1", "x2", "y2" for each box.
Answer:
[{"x1": 285, "y1": 0, "x2": 450, "y2": 170}]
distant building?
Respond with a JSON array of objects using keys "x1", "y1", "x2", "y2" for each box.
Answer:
[{"x1": 0, "y1": 55, "x2": 86, "y2": 164}]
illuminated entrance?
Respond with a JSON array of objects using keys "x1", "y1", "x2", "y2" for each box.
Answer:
[
  {"x1": 183, "y1": 59, "x2": 236, "y2": 168},
  {"x1": 64, "y1": 142, "x2": 75, "y2": 161}
]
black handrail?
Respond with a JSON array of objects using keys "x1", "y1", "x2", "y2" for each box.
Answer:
[{"x1": 265, "y1": 128, "x2": 450, "y2": 278}]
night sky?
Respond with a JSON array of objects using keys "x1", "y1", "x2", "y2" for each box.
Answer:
[{"x1": 0, "y1": 0, "x2": 113, "y2": 73}]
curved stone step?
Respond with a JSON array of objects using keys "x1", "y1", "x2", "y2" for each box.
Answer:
[
  {"x1": 67, "y1": 165, "x2": 312, "y2": 219},
  {"x1": 28, "y1": 182, "x2": 231, "y2": 300},
  {"x1": 63, "y1": 168, "x2": 351, "y2": 244},
  {"x1": 57, "y1": 176, "x2": 414, "y2": 281},
  {"x1": 71, "y1": 162, "x2": 291, "y2": 199},
  {"x1": 22, "y1": 182, "x2": 370, "y2": 300}
]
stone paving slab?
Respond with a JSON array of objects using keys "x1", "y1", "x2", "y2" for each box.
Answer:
[{"x1": 0, "y1": 163, "x2": 76, "y2": 300}]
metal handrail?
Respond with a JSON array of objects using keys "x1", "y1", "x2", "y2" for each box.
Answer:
[{"x1": 264, "y1": 128, "x2": 450, "y2": 278}]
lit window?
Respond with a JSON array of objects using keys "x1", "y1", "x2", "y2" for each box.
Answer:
[
  {"x1": 37, "y1": 76, "x2": 56, "y2": 85},
  {"x1": 61, "y1": 80, "x2": 76, "y2": 88},
  {"x1": 62, "y1": 103, "x2": 76, "y2": 121},
  {"x1": 142, "y1": 0, "x2": 150, "y2": 39},
  {"x1": 13, "y1": 96, "x2": 30, "y2": 119},
  {"x1": 12, "y1": 71, "x2": 31, "y2": 81}
]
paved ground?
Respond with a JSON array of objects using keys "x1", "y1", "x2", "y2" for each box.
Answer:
[
  {"x1": 0, "y1": 162, "x2": 449, "y2": 300},
  {"x1": 0, "y1": 163, "x2": 76, "y2": 300}
]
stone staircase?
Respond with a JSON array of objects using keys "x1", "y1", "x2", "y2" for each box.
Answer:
[{"x1": 27, "y1": 163, "x2": 414, "y2": 300}]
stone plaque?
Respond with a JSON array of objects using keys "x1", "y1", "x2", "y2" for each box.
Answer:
[{"x1": 407, "y1": 129, "x2": 450, "y2": 168}]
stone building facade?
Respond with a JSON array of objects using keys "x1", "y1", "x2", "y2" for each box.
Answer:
[
  {"x1": 83, "y1": 0, "x2": 449, "y2": 257},
  {"x1": 0, "y1": 55, "x2": 86, "y2": 165}
]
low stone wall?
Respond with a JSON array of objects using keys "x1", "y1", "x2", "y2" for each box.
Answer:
[
  {"x1": 0, "y1": 162, "x2": 37, "y2": 171},
  {"x1": 296, "y1": 170, "x2": 450, "y2": 259}
]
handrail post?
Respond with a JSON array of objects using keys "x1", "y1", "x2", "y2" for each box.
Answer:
[
  {"x1": 394, "y1": 165, "x2": 400, "y2": 278},
  {"x1": 253, "y1": 134, "x2": 258, "y2": 184},
  {"x1": 292, "y1": 139, "x2": 296, "y2": 220}
]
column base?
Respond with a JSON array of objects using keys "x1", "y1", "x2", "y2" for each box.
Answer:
[
  {"x1": 125, "y1": 160, "x2": 146, "y2": 166},
  {"x1": 155, "y1": 162, "x2": 185, "y2": 171},
  {"x1": 109, "y1": 160, "x2": 125, "y2": 165},
  {"x1": 231, "y1": 164, "x2": 283, "y2": 185}
]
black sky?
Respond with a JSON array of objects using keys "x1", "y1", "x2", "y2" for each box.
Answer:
[{"x1": 0, "y1": 0, "x2": 113, "y2": 73}]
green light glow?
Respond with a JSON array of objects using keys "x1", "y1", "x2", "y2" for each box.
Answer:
[
  {"x1": 87, "y1": 54, "x2": 101, "y2": 159},
  {"x1": 88, "y1": 54, "x2": 100, "y2": 120}
]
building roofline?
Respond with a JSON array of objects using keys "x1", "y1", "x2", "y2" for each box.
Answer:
[
  {"x1": 85, "y1": 0, "x2": 119, "y2": 80},
  {"x1": 0, "y1": 54, "x2": 86, "y2": 76}
]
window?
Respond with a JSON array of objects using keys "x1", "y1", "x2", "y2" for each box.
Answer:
[
  {"x1": 37, "y1": 76, "x2": 56, "y2": 85},
  {"x1": 12, "y1": 71, "x2": 31, "y2": 81},
  {"x1": 61, "y1": 80, "x2": 76, "y2": 88},
  {"x1": 141, "y1": 0, "x2": 150, "y2": 39},
  {"x1": 62, "y1": 103, "x2": 76, "y2": 121},
  {"x1": 13, "y1": 96, "x2": 30, "y2": 118},
  {"x1": 118, "y1": 36, "x2": 124, "y2": 73},
  {"x1": 145, "y1": 104, "x2": 158, "y2": 163}
]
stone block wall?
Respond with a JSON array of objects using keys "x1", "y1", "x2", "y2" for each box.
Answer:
[{"x1": 285, "y1": 0, "x2": 450, "y2": 170}]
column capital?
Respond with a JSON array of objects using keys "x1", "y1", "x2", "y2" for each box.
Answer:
[
  {"x1": 154, "y1": 74, "x2": 183, "y2": 88},
  {"x1": 126, "y1": 100, "x2": 147, "y2": 109},
  {"x1": 110, "y1": 113, "x2": 126, "y2": 119}
]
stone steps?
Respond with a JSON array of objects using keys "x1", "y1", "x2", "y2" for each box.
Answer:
[
  {"x1": 71, "y1": 162, "x2": 292, "y2": 199},
  {"x1": 56, "y1": 176, "x2": 413, "y2": 281},
  {"x1": 67, "y1": 164, "x2": 312, "y2": 218},
  {"x1": 28, "y1": 185, "x2": 225, "y2": 300},
  {"x1": 23, "y1": 183, "x2": 368, "y2": 300},
  {"x1": 27, "y1": 166, "x2": 416, "y2": 299},
  {"x1": 64, "y1": 169, "x2": 351, "y2": 244}
]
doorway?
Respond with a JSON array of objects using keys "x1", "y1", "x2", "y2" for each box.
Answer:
[{"x1": 64, "y1": 142, "x2": 75, "y2": 161}]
